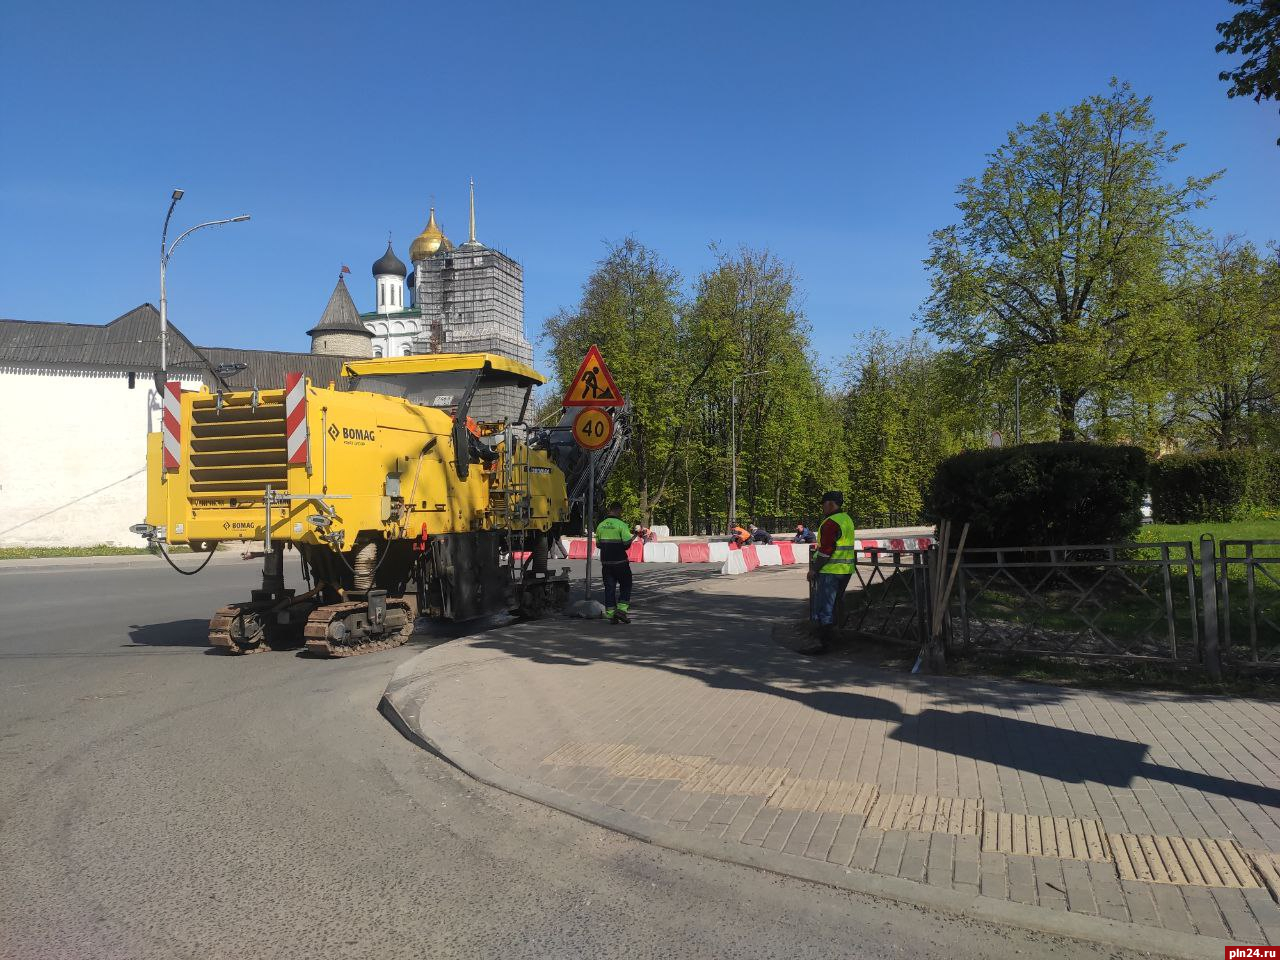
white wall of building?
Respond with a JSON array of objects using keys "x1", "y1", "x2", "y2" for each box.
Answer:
[
  {"x1": 0, "y1": 364, "x2": 201, "y2": 546},
  {"x1": 367, "y1": 317, "x2": 421, "y2": 358}
]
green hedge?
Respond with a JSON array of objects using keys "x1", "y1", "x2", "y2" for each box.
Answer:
[
  {"x1": 926, "y1": 443, "x2": 1148, "y2": 547},
  {"x1": 1150, "y1": 451, "x2": 1280, "y2": 523}
]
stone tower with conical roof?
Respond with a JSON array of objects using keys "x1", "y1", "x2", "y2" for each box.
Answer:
[{"x1": 308, "y1": 276, "x2": 374, "y2": 358}]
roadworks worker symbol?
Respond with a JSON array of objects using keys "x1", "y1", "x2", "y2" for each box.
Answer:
[
  {"x1": 572, "y1": 407, "x2": 614, "y2": 450},
  {"x1": 563, "y1": 345, "x2": 623, "y2": 408}
]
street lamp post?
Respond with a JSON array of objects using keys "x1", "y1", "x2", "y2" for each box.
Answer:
[
  {"x1": 729, "y1": 371, "x2": 769, "y2": 527},
  {"x1": 159, "y1": 189, "x2": 250, "y2": 382}
]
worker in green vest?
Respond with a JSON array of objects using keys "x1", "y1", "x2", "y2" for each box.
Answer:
[
  {"x1": 595, "y1": 503, "x2": 635, "y2": 623},
  {"x1": 805, "y1": 491, "x2": 857, "y2": 653}
]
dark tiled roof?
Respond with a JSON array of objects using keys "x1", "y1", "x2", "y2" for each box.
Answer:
[
  {"x1": 195, "y1": 346, "x2": 349, "y2": 388},
  {"x1": 0, "y1": 304, "x2": 172, "y2": 367},
  {"x1": 0, "y1": 303, "x2": 354, "y2": 388},
  {"x1": 307, "y1": 277, "x2": 372, "y2": 337}
]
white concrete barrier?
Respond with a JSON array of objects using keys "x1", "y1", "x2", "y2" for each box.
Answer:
[
  {"x1": 650, "y1": 525, "x2": 670, "y2": 539},
  {"x1": 719, "y1": 549, "x2": 748, "y2": 575},
  {"x1": 708, "y1": 541, "x2": 730, "y2": 563},
  {"x1": 754, "y1": 544, "x2": 782, "y2": 567},
  {"x1": 791, "y1": 543, "x2": 810, "y2": 564},
  {"x1": 642, "y1": 541, "x2": 679, "y2": 563}
]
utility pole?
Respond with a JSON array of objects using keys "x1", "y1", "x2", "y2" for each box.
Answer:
[
  {"x1": 584, "y1": 452, "x2": 595, "y2": 601},
  {"x1": 1014, "y1": 377, "x2": 1022, "y2": 445}
]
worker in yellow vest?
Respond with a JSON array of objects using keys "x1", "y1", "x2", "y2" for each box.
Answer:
[
  {"x1": 595, "y1": 504, "x2": 635, "y2": 624},
  {"x1": 805, "y1": 491, "x2": 857, "y2": 653}
]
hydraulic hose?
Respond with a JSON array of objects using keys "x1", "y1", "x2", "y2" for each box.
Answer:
[{"x1": 156, "y1": 543, "x2": 217, "y2": 576}]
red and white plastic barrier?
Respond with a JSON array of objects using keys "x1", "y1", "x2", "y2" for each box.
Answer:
[
  {"x1": 557, "y1": 535, "x2": 933, "y2": 573},
  {"x1": 642, "y1": 541, "x2": 679, "y2": 563},
  {"x1": 719, "y1": 538, "x2": 933, "y2": 575}
]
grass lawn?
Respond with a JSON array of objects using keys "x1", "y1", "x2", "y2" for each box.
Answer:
[
  {"x1": 1137, "y1": 519, "x2": 1280, "y2": 550},
  {"x1": 0, "y1": 544, "x2": 192, "y2": 560}
]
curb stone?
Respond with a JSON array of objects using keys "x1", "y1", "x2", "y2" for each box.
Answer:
[{"x1": 379, "y1": 649, "x2": 1235, "y2": 960}]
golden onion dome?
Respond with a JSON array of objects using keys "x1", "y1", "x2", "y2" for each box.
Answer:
[{"x1": 409, "y1": 207, "x2": 451, "y2": 260}]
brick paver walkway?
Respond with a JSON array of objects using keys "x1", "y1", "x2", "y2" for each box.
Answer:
[{"x1": 386, "y1": 566, "x2": 1280, "y2": 947}]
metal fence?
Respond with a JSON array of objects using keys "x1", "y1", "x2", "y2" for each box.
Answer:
[
  {"x1": 1218, "y1": 539, "x2": 1280, "y2": 666},
  {"x1": 843, "y1": 536, "x2": 1279, "y2": 675},
  {"x1": 845, "y1": 548, "x2": 931, "y2": 646},
  {"x1": 950, "y1": 543, "x2": 1200, "y2": 664}
]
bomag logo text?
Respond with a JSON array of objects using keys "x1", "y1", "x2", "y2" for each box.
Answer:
[{"x1": 335, "y1": 426, "x2": 375, "y2": 442}]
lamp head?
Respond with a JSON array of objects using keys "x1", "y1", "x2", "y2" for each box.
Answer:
[
  {"x1": 171, "y1": 189, "x2": 185, "y2": 201},
  {"x1": 231, "y1": 215, "x2": 250, "y2": 222}
]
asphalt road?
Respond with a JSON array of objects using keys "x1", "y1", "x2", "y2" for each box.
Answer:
[{"x1": 0, "y1": 557, "x2": 1146, "y2": 960}]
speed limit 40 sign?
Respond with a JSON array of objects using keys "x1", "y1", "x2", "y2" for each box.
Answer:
[{"x1": 572, "y1": 407, "x2": 614, "y2": 450}]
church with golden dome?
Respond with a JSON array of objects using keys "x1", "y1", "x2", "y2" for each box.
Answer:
[{"x1": 355, "y1": 180, "x2": 532, "y2": 370}]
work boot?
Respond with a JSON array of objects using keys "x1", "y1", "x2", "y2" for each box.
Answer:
[
  {"x1": 797, "y1": 623, "x2": 826, "y2": 655},
  {"x1": 612, "y1": 609, "x2": 631, "y2": 624}
]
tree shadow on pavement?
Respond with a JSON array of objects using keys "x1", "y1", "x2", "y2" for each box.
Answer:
[{"x1": 472, "y1": 584, "x2": 1280, "y2": 809}]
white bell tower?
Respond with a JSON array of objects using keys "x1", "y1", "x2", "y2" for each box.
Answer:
[{"x1": 371, "y1": 237, "x2": 406, "y2": 315}]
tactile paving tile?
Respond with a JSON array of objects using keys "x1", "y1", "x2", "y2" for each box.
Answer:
[
  {"x1": 765, "y1": 778, "x2": 879, "y2": 815},
  {"x1": 679, "y1": 762, "x2": 789, "y2": 796},
  {"x1": 1248, "y1": 850, "x2": 1280, "y2": 902},
  {"x1": 610, "y1": 752, "x2": 713, "y2": 780},
  {"x1": 865, "y1": 793, "x2": 983, "y2": 835},
  {"x1": 1108, "y1": 833, "x2": 1259, "y2": 888},
  {"x1": 542, "y1": 742, "x2": 645, "y2": 768},
  {"x1": 982, "y1": 813, "x2": 1113, "y2": 862}
]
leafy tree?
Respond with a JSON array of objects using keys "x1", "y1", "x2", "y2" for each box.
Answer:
[
  {"x1": 841, "y1": 332, "x2": 986, "y2": 522},
  {"x1": 922, "y1": 81, "x2": 1221, "y2": 440},
  {"x1": 1217, "y1": 0, "x2": 1280, "y2": 144},
  {"x1": 683, "y1": 246, "x2": 841, "y2": 526},
  {"x1": 1176, "y1": 237, "x2": 1280, "y2": 449}
]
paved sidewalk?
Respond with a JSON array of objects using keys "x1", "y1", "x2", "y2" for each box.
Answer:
[{"x1": 383, "y1": 566, "x2": 1280, "y2": 957}]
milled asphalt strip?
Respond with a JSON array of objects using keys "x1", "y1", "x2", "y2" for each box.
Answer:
[{"x1": 378, "y1": 637, "x2": 1235, "y2": 960}]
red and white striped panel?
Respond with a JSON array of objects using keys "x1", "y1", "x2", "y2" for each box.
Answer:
[
  {"x1": 284, "y1": 372, "x2": 308, "y2": 466},
  {"x1": 161, "y1": 380, "x2": 182, "y2": 470}
]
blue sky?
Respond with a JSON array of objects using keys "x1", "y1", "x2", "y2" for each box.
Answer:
[{"x1": 1, "y1": 0, "x2": 1276, "y2": 374}]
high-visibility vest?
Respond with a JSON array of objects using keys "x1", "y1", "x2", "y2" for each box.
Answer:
[
  {"x1": 595, "y1": 517, "x2": 634, "y2": 565},
  {"x1": 820, "y1": 512, "x2": 858, "y2": 575}
]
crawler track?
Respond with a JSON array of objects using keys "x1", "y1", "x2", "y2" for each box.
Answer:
[
  {"x1": 208, "y1": 602, "x2": 275, "y2": 655},
  {"x1": 302, "y1": 598, "x2": 415, "y2": 658}
]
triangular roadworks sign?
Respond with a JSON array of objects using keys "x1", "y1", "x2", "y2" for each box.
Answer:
[{"x1": 562, "y1": 344, "x2": 624, "y2": 407}]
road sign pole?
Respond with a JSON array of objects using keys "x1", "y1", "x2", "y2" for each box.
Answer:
[{"x1": 585, "y1": 452, "x2": 595, "y2": 601}]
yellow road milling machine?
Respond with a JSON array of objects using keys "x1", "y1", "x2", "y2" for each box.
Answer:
[{"x1": 132, "y1": 353, "x2": 627, "y2": 657}]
